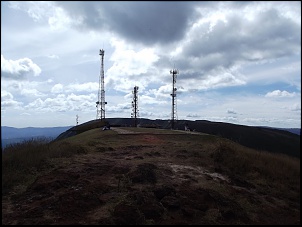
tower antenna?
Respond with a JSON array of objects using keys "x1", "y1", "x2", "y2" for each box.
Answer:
[
  {"x1": 131, "y1": 86, "x2": 139, "y2": 127},
  {"x1": 170, "y1": 68, "x2": 178, "y2": 130},
  {"x1": 96, "y1": 49, "x2": 107, "y2": 120}
]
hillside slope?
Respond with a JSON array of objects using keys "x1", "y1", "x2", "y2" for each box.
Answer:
[{"x1": 2, "y1": 127, "x2": 300, "y2": 225}]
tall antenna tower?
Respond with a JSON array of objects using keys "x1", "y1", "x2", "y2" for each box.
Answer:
[
  {"x1": 96, "y1": 49, "x2": 107, "y2": 120},
  {"x1": 170, "y1": 68, "x2": 178, "y2": 129},
  {"x1": 131, "y1": 86, "x2": 139, "y2": 127}
]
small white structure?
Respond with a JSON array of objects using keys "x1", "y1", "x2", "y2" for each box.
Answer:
[{"x1": 185, "y1": 125, "x2": 190, "y2": 131}]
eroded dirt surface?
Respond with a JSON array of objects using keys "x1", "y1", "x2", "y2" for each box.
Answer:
[{"x1": 2, "y1": 131, "x2": 300, "y2": 225}]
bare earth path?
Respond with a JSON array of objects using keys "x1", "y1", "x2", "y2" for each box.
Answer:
[
  {"x1": 111, "y1": 127, "x2": 142, "y2": 134},
  {"x1": 111, "y1": 127, "x2": 204, "y2": 135}
]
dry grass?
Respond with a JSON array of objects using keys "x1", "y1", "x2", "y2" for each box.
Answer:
[
  {"x1": 2, "y1": 127, "x2": 300, "y2": 204},
  {"x1": 2, "y1": 137, "x2": 87, "y2": 195},
  {"x1": 211, "y1": 139, "x2": 300, "y2": 198}
]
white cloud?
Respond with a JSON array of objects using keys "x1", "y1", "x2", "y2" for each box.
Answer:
[
  {"x1": 145, "y1": 85, "x2": 173, "y2": 100},
  {"x1": 1, "y1": 55, "x2": 41, "y2": 80},
  {"x1": 51, "y1": 82, "x2": 99, "y2": 94},
  {"x1": 20, "y1": 112, "x2": 31, "y2": 116},
  {"x1": 47, "y1": 54, "x2": 59, "y2": 59},
  {"x1": 265, "y1": 90, "x2": 296, "y2": 98},
  {"x1": 1, "y1": 90, "x2": 13, "y2": 100},
  {"x1": 24, "y1": 93, "x2": 96, "y2": 113},
  {"x1": 66, "y1": 82, "x2": 99, "y2": 93},
  {"x1": 107, "y1": 103, "x2": 131, "y2": 113},
  {"x1": 20, "y1": 88, "x2": 45, "y2": 97},
  {"x1": 289, "y1": 103, "x2": 301, "y2": 112},
  {"x1": 8, "y1": 1, "x2": 79, "y2": 31},
  {"x1": 227, "y1": 109, "x2": 237, "y2": 114},
  {"x1": 140, "y1": 95, "x2": 168, "y2": 105},
  {"x1": 8, "y1": 1, "x2": 51, "y2": 21},
  {"x1": 106, "y1": 38, "x2": 160, "y2": 92},
  {"x1": 187, "y1": 113, "x2": 201, "y2": 118},
  {"x1": 1, "y1": 90, "x2": 23, "y2": 109},
  {"x1": 51, "y1": 84, "x2": 64, "y2": 93}
]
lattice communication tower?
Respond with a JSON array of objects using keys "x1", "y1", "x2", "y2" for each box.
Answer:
[
  {"x1": 170, "y1": 69, "x2": 178, "y2": 129},
  {"x1": 96, "y1": 49, "x2": 107, "y2": 120},
  {"x1": 131, "y1": 86, "x2": 139, "y2": 127}
]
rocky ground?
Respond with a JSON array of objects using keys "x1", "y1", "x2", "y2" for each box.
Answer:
[{"x1": 2, "y1": 128, "x2": 300, "y2": 225}]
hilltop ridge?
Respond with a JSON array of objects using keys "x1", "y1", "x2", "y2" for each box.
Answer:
[
  {"x1": 55, "y1": 118, "x2": 300, "y2": 158},
  {"x1": 2, "y1": 126, "x2": 300, "y2": 225}
]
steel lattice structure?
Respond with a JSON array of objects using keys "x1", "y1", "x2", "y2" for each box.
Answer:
[
  {"x1": 170, "y1": 69, "x2": 178, "y2": 130},
  {"x1": 131, "y1": 86, "x2": 139, "y2": 127},
  {"x1": 96, "y1": 49, "x2": 107, "y2": 120}
]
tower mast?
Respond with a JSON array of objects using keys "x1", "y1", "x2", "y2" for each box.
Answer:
[
  {"x1": 131, "y1": 86, "x2": 139, "y2": 127},
  {"x1": 96, "y1": 49, "x2": 107, "y2": 120},
  {"x1": 170, "y1": 68, "x2": 178, "y2": 129}
]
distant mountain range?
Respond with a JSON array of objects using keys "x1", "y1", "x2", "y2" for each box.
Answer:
[
  {"x1": 258, "y1": 126, "x2": 300, "y2": 136},
  {"x1": 1, "y1": 126, "x2": 72, "y2": 149}
]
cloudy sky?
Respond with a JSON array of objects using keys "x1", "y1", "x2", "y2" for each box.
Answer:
[{"x1": 1, "y1": 1, "x2": 301, "y2": 128}]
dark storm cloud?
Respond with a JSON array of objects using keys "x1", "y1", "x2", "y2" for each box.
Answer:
[
  {"x1": 181, "y1": 8, "x2": 300, "y2": 71},
  {"x1": 54, "y1": 1, "x2": 200, "y2": 45}
]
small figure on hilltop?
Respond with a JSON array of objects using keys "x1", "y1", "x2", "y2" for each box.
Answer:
[
  {"x1": 185, "y1": 122, "x2": 190, "y2": 131},
  {"x1": 102, "y1": 123, "x2": 111, "y2": 131}
]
